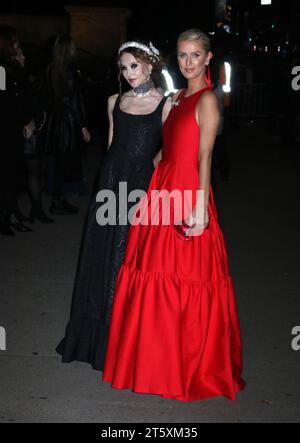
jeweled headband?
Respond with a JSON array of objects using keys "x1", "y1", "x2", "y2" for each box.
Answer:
[{"x1": 118, "y1": 41, "x2": 160, "y2": 60}]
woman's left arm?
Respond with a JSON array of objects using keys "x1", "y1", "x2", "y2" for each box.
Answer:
[{"x1": 187, "y1": 91, "x2": 220, "y2": 234}]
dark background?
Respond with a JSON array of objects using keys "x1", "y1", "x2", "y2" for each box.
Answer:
[
  {"x1": 1, "y1": 1, "x2": 300, "y2": 424},
  {"x1": 1, "y1": 0, "x2": 298, "y2": 132},
  {"x1": 0, "y1": 0, "x2": 299, "y2": 54},
  {"x1": 0, "y1": 1, "x2": 296, "y2": 36}
]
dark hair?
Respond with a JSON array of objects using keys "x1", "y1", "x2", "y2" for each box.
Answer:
[
  {"x1": 117, "y1": 40, "x2": 164, "y2": 95},
  {"x1": 52, "y1": 35, "x2": 76, "y2": 67},
  {"x1": 47, "y1": 35, "x2": 77, "y2": 94},
  {"x1": 0, "y1": 26, "x2": 18, "y2": 63}
]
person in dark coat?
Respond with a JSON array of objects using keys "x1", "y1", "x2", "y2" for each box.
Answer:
[
  {"x1": 0, "y1": 26, "x2": 34, "y2": 235},
  {"x1": 14, "y1": 42, "x2": 54, "y2": 224},
  {"x1": 42, "y1": 35, "x2": 91, "y2": 215}
]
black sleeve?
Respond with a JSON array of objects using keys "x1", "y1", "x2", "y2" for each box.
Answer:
[{"x1": 71, "y1": 68, "x2": 87, "y2": 129}]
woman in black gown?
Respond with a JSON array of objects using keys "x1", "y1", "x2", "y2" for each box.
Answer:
[{"x1": 57, "y1": 41, "x2": 172, "y2": 370}]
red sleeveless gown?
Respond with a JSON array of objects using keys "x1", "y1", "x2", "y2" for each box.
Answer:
[{"x1": 103, "y1": 87, "x2": 246, "y2": 401}]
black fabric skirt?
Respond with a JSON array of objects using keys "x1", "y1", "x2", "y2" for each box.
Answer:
[
  {"x1": 0, "y1": 133, "x2": 25, "y2": 192},
  {"x1": 43, "y1": 105, "x2": 82, "y2": 154}
]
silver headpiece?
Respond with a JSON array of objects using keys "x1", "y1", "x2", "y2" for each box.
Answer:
[{"x1": 118, "y1": 41, "x2": 160, "y2": 60}]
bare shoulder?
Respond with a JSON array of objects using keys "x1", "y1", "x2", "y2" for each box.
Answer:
[
  {"x1": 107, "y1": 93, "x2": 119, "y2": 115},
  {"x1": 196, "y1": 90, "x2": 220, "y2": 128},
  {"x1": 164, "y1": 89, "x2": 184, "y2": 111},
  {"x1": 162, "y1": 96, "x2": 172, "y2": 122},
  {"x1": 197, "y1": 90, "x2": 219, "y2": 111},
  {"x1": 108, "y1": 93, "x2": 119, "y2": 107},
  {"x1": 163, "y1": 95, "x2": 173, "y2": 109}
]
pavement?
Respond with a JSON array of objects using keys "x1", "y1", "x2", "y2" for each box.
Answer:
[{"x1": 0, "y1": 127, "x2": 300, "y2": 423}]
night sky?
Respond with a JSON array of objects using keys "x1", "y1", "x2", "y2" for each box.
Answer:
[
  {"x1": 0, "y1": 0, "x2": 298, "y2": 50},
  {"x1": 0, "y1": 0, "x2": 215, "y2": 47}
]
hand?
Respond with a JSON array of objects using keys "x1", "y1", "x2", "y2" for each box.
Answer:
[
  {"x1": 23, "y1": 120, "x2": 35, "y2": 140},
  {"x1": 185, "y1": 206, "x2": 209, "y2": 237},
  {"x1": 82, "y1": 127, "x2": 91, "y2": 144}
]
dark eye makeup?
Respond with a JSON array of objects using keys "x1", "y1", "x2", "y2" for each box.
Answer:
[{"x1": 120, "y1": 63, "x2": 139, "y2": 71}]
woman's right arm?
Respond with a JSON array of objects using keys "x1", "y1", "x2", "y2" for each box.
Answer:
[{"x1": 107, "y1": 94, "x2": 118, "y2": 150}]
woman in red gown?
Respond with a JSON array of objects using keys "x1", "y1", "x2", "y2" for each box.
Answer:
[{"x1": 103, "y1": 29, "x2": 246, "y2": 401}]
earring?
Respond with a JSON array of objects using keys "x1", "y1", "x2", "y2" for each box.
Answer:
[{"x1": 205, "y1": 65, "x2": 212, "y2": 88}]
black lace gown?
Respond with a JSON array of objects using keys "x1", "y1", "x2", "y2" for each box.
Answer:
[{"x1": 56, "y1": 95, "x2": 167, "y2": 370}]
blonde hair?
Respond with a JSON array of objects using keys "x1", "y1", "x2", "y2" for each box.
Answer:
[{"x1": 177, "y1": 29, "x2": 211, "y2": 53}]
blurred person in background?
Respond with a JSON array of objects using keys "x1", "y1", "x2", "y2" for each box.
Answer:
[
  {"x1": 13, "y1": 42, "x2": 53, "y2": 224},
  {"x1": 42, "y1": 35, "x2": 91, "y2": 215},
  {"x1": 0, "y1": 26, "x2": 34, "y2": 236}
]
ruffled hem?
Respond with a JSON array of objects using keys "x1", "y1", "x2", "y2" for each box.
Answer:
[
  {"x1": 103, "y1": 379, "x2": 246, "y2": 402},
  {"x1": 103, "y1": 262, "x2": 246, "y2": 402}
]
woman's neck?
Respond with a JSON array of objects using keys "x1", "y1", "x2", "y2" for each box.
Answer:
[{"x1": 186, "y1": 76, "x2": 208, "y2": 97}]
